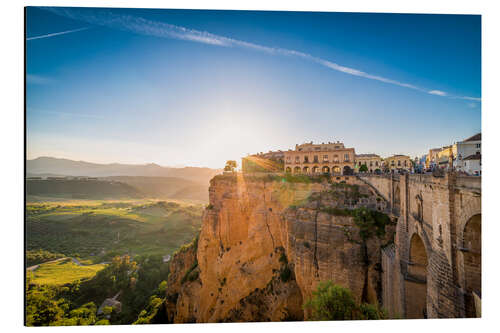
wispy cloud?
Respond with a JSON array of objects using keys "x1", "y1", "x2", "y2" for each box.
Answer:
[
  {"x1": 27, "y1": 74, "x2": 54, "y2": 85},
  {"x1": 26, "y1": 26, "x2": 89, "y2": 41},
  {"x1": 42, "y1": 7, "x2": 481, "y2": 102},
  {"x1": 428, "y1": 90, "x2": 447, "y2": 96}
]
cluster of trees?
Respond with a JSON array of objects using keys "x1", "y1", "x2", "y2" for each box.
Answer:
[
  {"x1": 26, "y1": 283, "x2": 109, "y2": 326},
  {"x1": 26, "y1": 254, "x2": 171, "y2": 326},
  {"x1": 304, "y1": 281, "x2": 387, "y2": 320},
  {"x1": 26, "y1": 249, "x2": 64, "y2": 266},
  {"x1": 224, "y1": 160, "x2": 237, "y2": 172}
]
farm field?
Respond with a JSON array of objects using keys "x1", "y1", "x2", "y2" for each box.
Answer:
[
  {"x1": 27, "y1": 258, "x2": 106, "y2": 286},
  {"x1": 26, "y1": 199, "x2": 204, "y2": 265}
]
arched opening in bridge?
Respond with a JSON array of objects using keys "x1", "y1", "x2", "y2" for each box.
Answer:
[
  {"x1": 312, "y1": 166, "x2": 319, "y2": 174},
  {"x1": 415, "y1": 195, "x2": 423, "y2": 221},
  {"x1": 405, "y1": 233, "x2": 428, "y2": 319},
  {"x1": 332, "y1": 166, "x2": 341, "y2": 174},
  {"x1": 294, "y1": 166, "x2": 301, "y2": 174},
  {"x1": 393, "y1": 183, "x2": 401, "y2": 212},
  {"x1": 343, "y1": 166, "x2": 353, "y2": 175},
  {"x1": 322, "y1": 166, "x2": 330, "y2": 174},
  {"x1": 463, "y1": 214, "x2": 481, "y2": 317},
  {"x1": 303, "y1": 166, "x2": 309, "y2": 173},
  {"x1": 285, "y1": 167, "x2": 292, "y2": 173}
]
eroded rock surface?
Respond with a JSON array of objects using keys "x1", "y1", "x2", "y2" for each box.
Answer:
[{"x1": 165, "y1": 174, "x2": 395, "y2": 322}]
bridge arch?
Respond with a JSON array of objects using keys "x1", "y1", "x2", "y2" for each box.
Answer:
[
  {"x1": 462, "y1": 213, "x2": 481, "y2": 317},
  {"x1": 405, "y1": 233, "x2": 428, "y2": 319}
]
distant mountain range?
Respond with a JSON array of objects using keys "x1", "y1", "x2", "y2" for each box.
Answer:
[
  {"x1": 26, "y1": 157, "x2": 222, "y2": 202},
  {"x1": 27, "y1": 157, "x2": 221, "y2": 184}
]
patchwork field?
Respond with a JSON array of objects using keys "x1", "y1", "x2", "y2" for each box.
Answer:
[
  {"x1": 28, "y1": 258, "x2": 107, "y2": 286},
  {"x1": 26, "y1": 199, "x2": 204, "y2": 265}
]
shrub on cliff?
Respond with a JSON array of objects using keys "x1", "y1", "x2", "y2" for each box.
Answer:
[
  {"x1": 304, "y1": 281, "x2": 386, "y2": 321},
  {"x1": 351, "y1": 207, "x2": 390, "y2": 241}
]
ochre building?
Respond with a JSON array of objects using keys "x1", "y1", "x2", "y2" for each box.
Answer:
[
  {"x1": 384, "y1": 154, "x2": 412, "y2": 172},
  {"x1": 355, "y1": 154, "x2": 383, "y2": 173},
  {"x1": 284, "y1": 141, "x2": 355, "y2": 175}
]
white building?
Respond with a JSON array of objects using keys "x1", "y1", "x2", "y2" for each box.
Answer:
[
  {"x1": 453, "y1": 133, "x2": 481, "y2": 174},
  {"x1": 462, "y1": 153, "x2": 481, "y2": 176}
]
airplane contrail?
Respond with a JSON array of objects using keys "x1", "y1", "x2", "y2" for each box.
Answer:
[
  {"x1": 26, "y1": 27, "x2": 89, "y2": 41},
  {"x1": 40, "y1": 7, "x2": 480, "y2": 102}
]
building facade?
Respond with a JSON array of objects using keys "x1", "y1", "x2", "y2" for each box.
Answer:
[
  {"x1": 462, "y1": 153, "x2": 481, "y2": 176},
  {"x1": 355, "y1": 154, "x2": 383, "y2": 173},
  {"x1": 426, "y1": 148, "x2": 441, "y2": 169},
  {"x1": 453, "y1": 133, "x2": 481, "y2": 174},
  {"x1": 384, "y1": 154, "x2": 412, "y2": 173},
  {"x1": 437, "y1": 145, "x2": 453, "y2": 170},
  {"x1": 284, "y1": 141, "x2": 355, "y2": 175}
]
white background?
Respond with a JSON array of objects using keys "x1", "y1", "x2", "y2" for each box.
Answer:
[{"x1": 1, "y1": 0, "x2": 498, "y2": 332}]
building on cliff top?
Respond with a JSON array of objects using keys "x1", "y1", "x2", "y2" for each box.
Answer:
[
  {"x1": 355, "y1": 154, "x2": 383, "y2": 173},
  {"x1": 284, "y1": 141, "x2": 355, "y2": 175},
  {"x1": 383, "y1": 154, "x2": 412, "y2": 173},
  {"x1": 452, "y1": 132, "x2": 481, "y2": 175}
]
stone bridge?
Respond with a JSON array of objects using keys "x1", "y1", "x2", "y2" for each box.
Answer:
[{"x1": 358, "y1": 173, "x2": 481, "y2": 319}]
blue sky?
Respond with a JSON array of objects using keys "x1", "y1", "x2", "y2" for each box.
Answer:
[{"x1": 26, "y1": 7, "x2": 481, "y2": 168}]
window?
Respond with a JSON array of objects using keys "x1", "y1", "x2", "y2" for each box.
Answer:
[
  {"x1": 315, "y1": 147, "x2": 321, "y2": 151},
  {"x1": 313, "y1": 155, "x2": 319, "y2": 163},
  {"x1": 375, "y1": 161, "x2": 379, "y2": 166},
  {"x1": 358, "y1": 161, "x2": 362, "y2": 166},
  {"x1": 295, "y1": 156, "x2": 300, "y2": 163},
  {"x1": 476, "y1": 143, "x2": 481, "y2": 148},
  {"x1": 323, "y1": 155, "x2": 329, "y2": 162},
  {"x1": 404, "y1": 160, "x2": 407, "y2": 167},
  {"x1": 398, "y1": 160, "x2": 401, "y2": 166},
  {"x1": 344, "y1": 154, "x2": 349, "y2": 161},
  {"x1": 391, "y1": 161, "x2": 395, "y2": 166},
  {"x1": 369, "y1": 162, "x2": 373, "y2": 167},
  {"x1": 304, "y1": 156, "x2": 309, "y2": 163}
]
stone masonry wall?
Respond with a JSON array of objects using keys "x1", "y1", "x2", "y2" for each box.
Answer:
[{"x1": 360, "y1": 173, "x2": 481, "y2": 319}]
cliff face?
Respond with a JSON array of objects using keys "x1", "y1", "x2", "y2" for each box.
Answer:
[{"x1": 166, "y1": 174, "x2": 395, "y2": 323}]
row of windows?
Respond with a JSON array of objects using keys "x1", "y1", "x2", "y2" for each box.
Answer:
[
  {"x1": 358, "y1": 161, "x2": 380, "y2": 167},
  {"x1": 297, "y1": 146, "x2": 342, "y2": 152},
  {"x1": 390, "y1": 160, "x2": 408, "y2": 167},
  {"x1": 286, "y1": 154, "x2": 351, "y2": 163}
]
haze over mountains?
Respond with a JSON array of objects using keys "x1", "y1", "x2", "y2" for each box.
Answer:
[
  {"x1": 26, "y1": 157, "x2": 222, "y2": 202},
  {"x1": 27, "y1": 157, "x2": 221, "y2": 184}
]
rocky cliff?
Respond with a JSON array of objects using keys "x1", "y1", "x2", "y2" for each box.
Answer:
[{"x1": 165, "y1": 173, "x2": 396, "y2": 323}]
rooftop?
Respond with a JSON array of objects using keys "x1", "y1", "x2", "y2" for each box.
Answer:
[
  {"x1": 463, "y1": 153, "x2": 481, "y2": 161},
  {"x1": 355, "y1": 154, "x2": 380, "y2": 158},
  {"x1": 463, "y1": 133, "x2": 481, "y2": 142}
]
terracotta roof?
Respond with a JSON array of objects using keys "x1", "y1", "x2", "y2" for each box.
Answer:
[
  {"x1": 464, "y1": 133, "x2": 481, "y2": 142},
  {"x1": 355, "y1": 154, "x2": 380, "y2": 158},
  {"x1": 463, "y1": 153, "x2": 481, "y2": 161}
]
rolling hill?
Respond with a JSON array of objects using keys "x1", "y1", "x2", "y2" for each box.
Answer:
[{"x1": 27, "y1": 157, "x2": 221, "y2": 184}]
